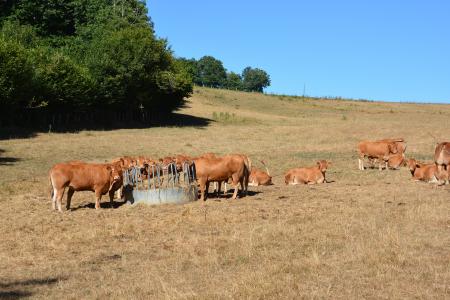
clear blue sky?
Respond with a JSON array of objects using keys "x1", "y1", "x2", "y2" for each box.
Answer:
[{"x1": 148, "y1": 1, "x2": 450, "y2": 103}]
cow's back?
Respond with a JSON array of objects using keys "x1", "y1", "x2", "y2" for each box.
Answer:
[{"x1": 50, "y1": 162, "x2": 112, "y2": 193}]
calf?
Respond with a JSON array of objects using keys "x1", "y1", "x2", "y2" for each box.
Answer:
[
  {"x1": 406, "y1": 158, "x2": 448, "y2": 184},
  {"x1": 285, "y1": 160, "x2": 331, "y2": 185},
  {"x1": 194, "y1": 154, "x2": 249, "y2": 201},
  {"x1": 249, "y1": 161, "x2": 272, "y2": 186},
  {"x1": 49, "y1": 161, "x2": 122, "y2": 212},
  {"x1": 357, "y1": 141, "x2": 398, "y2": 170}
]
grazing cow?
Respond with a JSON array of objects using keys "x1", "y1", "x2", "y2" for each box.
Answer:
[
  {"x1": 358, "y1": 141, "x2": 398, "y2": 170},
  {"x1": 285, "y1": 160, "x2": 331, "y2": 185},
  {"x1": 194, "y1": 154, "x2": 249, "y2": 201},
  {"x1": 49, "y1": 161, "x2": 122, "y2": 212},
  {"x1": 406, "y1": 158, "x2": 448, "y2": 184},
  {"x1": 175, "y1": 154, "x2": 194, "y2": 172},
  {"x1": 249, "y1": 161, "x2": 272, "y2": 186}
]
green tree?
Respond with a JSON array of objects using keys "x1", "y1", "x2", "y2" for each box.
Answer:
[
  {"x1": 176, "y1": 57, "x2": 199, "y2": 85},
  {"x1": 242, "y1": 67, "x2": 271, "y2": 92},
  {"x1": 0, "y1": 0, "x2": 192, "y2": 127},
  {"x1": 197, "y1": 55, "x2": 227, "y2": 88},
  {"x1": 0, "y1": 37, "x2": 35, "y2": 111},
  {"x1": 226, "y1": 72, "x2": 243, "y2": 90}
]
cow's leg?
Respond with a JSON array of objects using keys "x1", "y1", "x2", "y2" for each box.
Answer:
[
  {"x1": 231, "y1": 175, "x2": 240, "y2": 199},
  {"x1": 213, "y1": 181, "x2": 218, "y2": 194},
  {"x1": 109, "y1": 190, "x2": 115, "y2": 208},
  {"x1": 199, "y1": 178, "x2": 207, "y2": 201},
  {"x1": 358, "y1": 158, "x2": 364, "y2": 170},
  {"x1": 238, "y1": 177, "x2": 245, "y2": 198},
  {"x1": 66, "y1": 187, "x2": 74, "y2": 211},
  {"x1": 216, "y1": 181, "x2": 221, "y2": 198},
  {"x1": 205, "y1": 181, "x2": 211, "y2": 200},
  {"x1": 115, "y1": 186, "x2": 122, "y2": 200},
  {"x1": 55, "y1": 188, "x2": 65, "y2": 212},
  {"x1": 51, "y1": 186, "x2": 57, "y2": 210},
  {"x1": 223, "y1": 181, "x2": 227, "y2": 197},
  {"x1": 94, "y1": 190, "x2": 102, "y2": 209}
]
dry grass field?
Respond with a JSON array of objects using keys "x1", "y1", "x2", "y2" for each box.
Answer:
[{"x1": 1, "y1": 87, "x2": 449, "y2": 299}]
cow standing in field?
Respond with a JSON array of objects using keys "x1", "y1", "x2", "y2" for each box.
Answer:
[
  {"x1": 49, "y1": 161, "x2": 123, "y2": 212},
  {"x1": 357, "y1": 140, "x2": 398, "y2": 170},
  {"x1": 194, "y1": 154, "x2": 249, "y2": 201},
  {"x1": 285, "y1": 160, "x2": 331, "y2": 185},
  {"x1": 365, "y1": 138, "x2": 406, "y2": 169},
  {"x1": 434, "y1": 142, "x2": 450, "y2": 184}
]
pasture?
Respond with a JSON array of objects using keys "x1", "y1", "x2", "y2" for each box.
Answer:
[{"x1": 0, "y1": 87, "x2": 449, "y2": 299}]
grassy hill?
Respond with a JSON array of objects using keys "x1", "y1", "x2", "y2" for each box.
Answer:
[{"x1": 0, "y1": 87, "x2": 449, "y2": 298}]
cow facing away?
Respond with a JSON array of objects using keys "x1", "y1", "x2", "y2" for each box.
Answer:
[
  {"x1": 194, "y1": 154, "x2": 249, "y2": 201},
  {"x1": 357, "y1": 141, "x2": 398, "y2": 170},
  {"x1": 49, "y1": 161, "x2": 122, "y2": 212},
  {"x1": 285, "y1": 160, "x2": 331, "y2": 185}
]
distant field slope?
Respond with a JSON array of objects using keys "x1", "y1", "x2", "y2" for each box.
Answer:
[{"x1": 0, "y1": 87, "x2": 449, "y2": 299}]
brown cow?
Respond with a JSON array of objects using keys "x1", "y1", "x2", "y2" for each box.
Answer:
[
  {"x1": 285, "y1": 160, "x2": 331, "y2": 185},
  {"x1": 194, "y1": 154, "x2": 249, "y2": 201},
  {"x1": 358, "y1": 141, "x2": 398, "y2": 170},
  {"x1": 249, "y1": 161, "x2": 272, "y2": 186},
  {"x1": 214, "y1": 154, "x2": 251, "y2": 197},
  {"x1": 434, "y1": 142, "x2": 450, "y2": 167},
  {"x1": 49, "y1": 161, "x2": 122, "y2": 212},
  {"x1": 377, "y1": 138, "x2": 407, "y2": 154},
  {"x1": 406, "y1": 158, "x2": 448, "y2": 184},
  {"x1": 387, "y1": 153, "x2": 406, "y2": 170}
]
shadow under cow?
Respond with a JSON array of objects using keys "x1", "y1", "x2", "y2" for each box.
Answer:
[{"x1": 0, "y1": 277, "x2": 64, "y2": 299}]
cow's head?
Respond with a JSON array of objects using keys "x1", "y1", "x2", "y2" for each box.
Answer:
[
  {"x1": 406, "y1": 158, "x2": 419, "y2": 174},
  {"x1": 108, "y1": 165, "x2": 122, "y2": 191},
  {"x1": 388, "y1": 142, "x2": 398, "y2": 154},
  {"x1": 317, "y1": 160, "x2": 331, "y2": 172}
]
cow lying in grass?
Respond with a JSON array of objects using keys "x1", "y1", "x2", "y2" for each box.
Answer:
[
  {"x1": 406, "y1": 158, "x2": 448, "y2": 184},
  {"x1": 249, "y1": 161, "x2": 272, "y2": 186},
  {"x1": 285, "y1": 160, "x2": 331, "y2": 185}
]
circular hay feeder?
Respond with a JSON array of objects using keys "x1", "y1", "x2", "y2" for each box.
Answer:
[{"x1": 123, "y1": 162, "x2": 198, "y2": 205}]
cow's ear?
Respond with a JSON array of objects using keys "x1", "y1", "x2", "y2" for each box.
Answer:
[
  {"x1": 415, "y1": 164, "x2": 421, "y2": 168},
  {"x1": 316, "y1": 161, "x2": 321, "y2": 166}
]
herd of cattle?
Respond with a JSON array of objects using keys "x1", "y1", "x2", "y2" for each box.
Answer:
[{"x1": 48, "y1": 140, "x2": 450, "y2": 212}]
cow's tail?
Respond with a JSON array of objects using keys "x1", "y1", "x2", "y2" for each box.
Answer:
[
  {"x1": 49, "y1": 170, "x2": 54, "y2": 201},
  {"x1": 243, "y1": 156, "x2": 251, "y2": 193},
  {"x1": 260, "y1": 160, "x2": 270, "y2": 176}
]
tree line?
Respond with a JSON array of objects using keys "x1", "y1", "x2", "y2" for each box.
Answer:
[
  {"x1": 177, "y1": 56, "x2": 271, "y2": 93},
  {"x1": 0, "y1": 1, "x2": 272, "y2": 130},
  {"x1": 0, "y1": 0, "x2": 192, "y2": 129}
]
